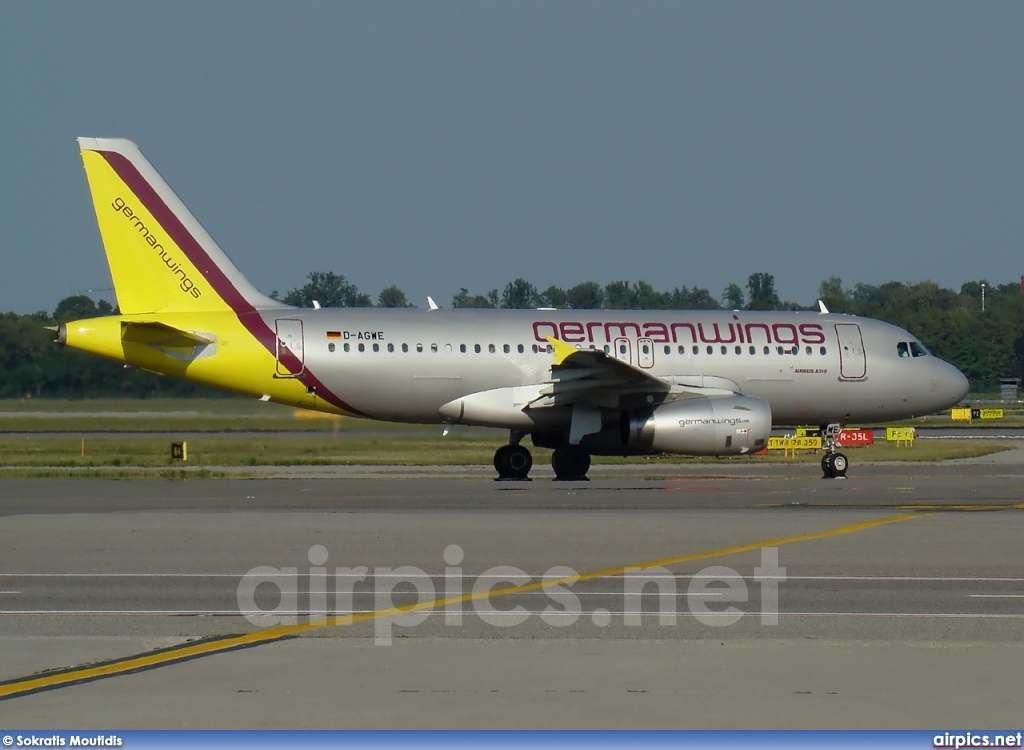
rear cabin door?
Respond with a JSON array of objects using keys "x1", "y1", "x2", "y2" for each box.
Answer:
[
  {"x1": 275, "y1": 319, "x2": 305, "y2": 377},
  {"x1": 835, "y1": 323, "x2": 866, "y2": 379}
]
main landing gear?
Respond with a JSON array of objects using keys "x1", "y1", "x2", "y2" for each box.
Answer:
[
  {"x1": 820, "y1": 423, "x2": 849, "y2": 479},
  {"x1": 493, "y1": 442, "x2": 533, "y2": 481},
  {"x1": 551, "y1": 445, "x2": 591, "y2": 482},
  {"x1": 492, "y1": 432, "x2": 593, "y2": 481}
]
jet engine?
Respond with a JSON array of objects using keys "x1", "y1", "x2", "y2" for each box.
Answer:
[{"x1": 620, "y1": 395, "x2": 772, "y2": 455}]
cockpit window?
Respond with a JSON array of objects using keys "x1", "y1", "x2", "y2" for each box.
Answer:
[{"x1": 898, "y1": 341, "x2": 930, "y2": 358}]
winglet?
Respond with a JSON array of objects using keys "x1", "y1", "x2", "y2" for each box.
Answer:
[
  {"x1": 427, "y1": 296, "x2": 439, "y2": 311},
  {"x1": 818, "y1": 300, "x2": 830, "y2": 314},
  {"x1": 545, "y1": 336, "x2": 580, "y2": 366}
]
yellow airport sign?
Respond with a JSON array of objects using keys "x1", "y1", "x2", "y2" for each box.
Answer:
[
  {"x1": 886, "y1": 427, "x2": 915, "y2": 446},
  {"x1": 767, "y1": 436, "x2": 822, "y2": 457}
]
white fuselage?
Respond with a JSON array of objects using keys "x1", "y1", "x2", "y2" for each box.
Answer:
[{"x1": 267, "y1": 308, "x2": 968, "y2": 426}]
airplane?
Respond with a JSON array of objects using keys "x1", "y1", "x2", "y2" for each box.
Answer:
[{"x1": 57, "y1": 138, "x2": 970, "y2": 481}]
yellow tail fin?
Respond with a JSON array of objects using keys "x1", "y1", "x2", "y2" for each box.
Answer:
[{"x1": 78, "y1": 138, "x2": 283, "y2": 316}]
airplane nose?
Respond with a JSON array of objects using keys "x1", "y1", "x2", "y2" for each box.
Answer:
[
  {"x1": 950, "y1": 365, "x2": 970, "y2": 403},
  {"x1": 939, "y1": 360, "x2": 970, "y2": 405}
]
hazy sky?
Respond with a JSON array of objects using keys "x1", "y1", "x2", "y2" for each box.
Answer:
[{"x1": 2, "y1": 2, "x2": 1022, "y2": 314}]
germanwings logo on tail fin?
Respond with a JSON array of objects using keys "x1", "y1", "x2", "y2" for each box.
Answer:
[{"x1": 110, "y1": 196, "x2": 202, "y2": 299}]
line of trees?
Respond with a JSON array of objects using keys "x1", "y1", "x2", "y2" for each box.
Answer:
[{"x1": 2, "y1": 273, "x2": 1022, "y2": 398}]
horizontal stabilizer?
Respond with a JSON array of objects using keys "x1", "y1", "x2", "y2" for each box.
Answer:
[{"x1": 121, "y1": 321, "x2": 216, "y2": 347}]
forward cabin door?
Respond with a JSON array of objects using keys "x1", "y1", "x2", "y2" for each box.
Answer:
[
  {"x1": 275, "y1": 319, "x2": 305, "y2": 377},
  {"x1": 835, "y1": 323, "x2": 866, "y2": 379}
]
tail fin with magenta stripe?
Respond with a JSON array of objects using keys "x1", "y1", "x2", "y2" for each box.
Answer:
[{"x1": 77, "y1": 137, "x2": 285, "y2": 315}]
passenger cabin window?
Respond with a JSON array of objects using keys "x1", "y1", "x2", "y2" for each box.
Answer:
[
  {"x1": 518, "y1": 344, "x2": 524, "y2": 354},
  {"x1": 416, "y1": 344, "x2": 423, "y2": 353},
  {"x1": 358, "y1": 343, "x2": 365, "y2": 352},
  {"x1": 387, "y1": 343, "x2": 394, "y2": 353},
  {"x1": 401, "y1": 343, "x2": 408, "y2": 353},
  {"x1": 475, "y1": 344, "x2": 482, "y2": 353},
  {"x1": 489, "y1": 344, "x2": 496, "y2": 353},
  {"x1": 460, "y1": 344, "x2": 466, "y2": 353},
  {"x1": 503, "y1": 344, "x2": 510, "y2": 354}
]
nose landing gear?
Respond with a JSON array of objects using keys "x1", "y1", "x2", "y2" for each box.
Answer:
[
  {"x1": 821, "y1": 451, "x2": 848, "y2": 479},
  {"x1": 820, "y1": 423, "x2": 849, "y2": 479}
]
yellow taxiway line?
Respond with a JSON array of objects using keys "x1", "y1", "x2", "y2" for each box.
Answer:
[{"x1": 0, "y1": 511, "x2": 926, "y2": 701}]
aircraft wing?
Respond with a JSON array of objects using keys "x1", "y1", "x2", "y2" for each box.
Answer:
[{"x1": 530, "y1": 337, "x2": 738, "y2": 410}]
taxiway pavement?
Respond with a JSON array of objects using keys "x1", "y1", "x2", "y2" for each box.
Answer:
[{"x1": 1, "y1": 461, "x2": 1022, "y2": 728}]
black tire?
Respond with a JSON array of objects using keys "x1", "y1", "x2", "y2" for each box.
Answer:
[
  {"x1": 821, "y1": 452, "x2": 848, "y2": 479},
  {"x1": 494, "y1": 444, "x2": 532, "y2": 480},
  {"x1": 552, "y1": 445, "x2": 591, "y2": 481},
  {"x1": 494, "y1": 444, "x2": 514, "y2": 475},
  {"x1": 506, "y1": 445, "x2": 533, "y2": 479}
]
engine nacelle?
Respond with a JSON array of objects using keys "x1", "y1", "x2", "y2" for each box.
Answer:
[{"x1": 622, "y1": 395, "x2": 772, "y2": 455}]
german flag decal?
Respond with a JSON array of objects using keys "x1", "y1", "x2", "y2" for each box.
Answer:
[{"x1": 326, "y1": 331, "x2": 341, "y2": 339}]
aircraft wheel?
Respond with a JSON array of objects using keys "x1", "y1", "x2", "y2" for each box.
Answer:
[
  {"x1": 494, "y1": 444, "x2": 532, "y2": 481},
  {"x1": 552, "y1": 445, "x2": 591, "y2": 481},
  {"x1": 821, "y1": 452, "x2": 848, "y2": 479},
  {"x1": 830, "y1": 452, "x2": 849, "y2": 477}
]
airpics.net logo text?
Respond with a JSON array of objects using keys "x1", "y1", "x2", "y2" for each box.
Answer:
[
  {"x1": 237, "y1": 544, "x2": 786, "y2": 645},
  {"x1": 110, "y1": 196, "x2": 202, "y2": 299}
]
